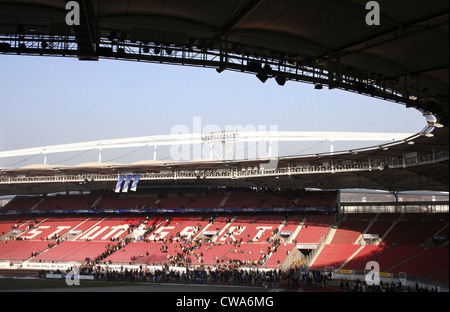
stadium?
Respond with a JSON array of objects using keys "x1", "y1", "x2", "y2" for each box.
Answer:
[{"x1": 0, "y1": 0, "x2": 448, "y2": 297}]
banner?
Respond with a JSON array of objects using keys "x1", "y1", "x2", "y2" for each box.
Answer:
[
  {"x1": 114, "y1": 175, "x2": 125, "y2": 193},
  {"x1": 121, "y1": 175, "x2": 132, "y2": 193},
  {"x1": 337, "y1": 269, "x2": 354, "y2": 274},
  {"x1": 363, "y1": 234, "x2": 379, "y2": 240},
  {"x1": 130, "y1": 174, "x2": 140, "y2": 192},
  {"x1": 380, "y1": 272, "x2": 393, "y2": 278},
  {"x1": 296, "y1": 244, "x2": 318, "y2": 250}
]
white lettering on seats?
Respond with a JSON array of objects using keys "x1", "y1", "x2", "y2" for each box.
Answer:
[
  {"x1": 252, "y1": 226, "x2": 273, "y2": 242},
  {"x1": 179, "y1": 226, "x2": 197, "y2": 239},
  {"x1": 147, "y1": 226, "x2": 175, "y2": 240},
  {"x1": 46, "y1": 226, "x2": 71, "y2": 239},
  {"x1": 219, "y1": 226, "x2": 246, "y2": 242},
  {"x1": 18, "y1": 226, "x2": 50, "y2": 239},
  {"x1": 101, "y1": 225, "x2": 128, "y2": 240},
  {"x1": 77, "y1": 226, "x2": 110, "y2": 240}
]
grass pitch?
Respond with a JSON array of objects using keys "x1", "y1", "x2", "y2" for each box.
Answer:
[{"x1": 0, "y1": 277, "x2": 276, "y2": 292}]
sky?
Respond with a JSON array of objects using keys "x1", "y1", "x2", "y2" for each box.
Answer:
[{"x1": 0, "y1": 54, "x2": 426, "y2": 167}]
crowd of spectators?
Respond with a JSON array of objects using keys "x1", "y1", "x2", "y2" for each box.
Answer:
[
  {"x1": 340, "y1": 278, "x2": 439, "y2": 292},
  {"x1": 38, "y1": 252, "x2": 443, "y2": 292},
  {"x1": 48, "y1": 262, "x2": 283, "y2": 288}
]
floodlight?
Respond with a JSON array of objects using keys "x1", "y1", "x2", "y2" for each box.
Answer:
[
  {"x1": 216, "y1": 64, "x2": 227, "y2": 73},
  {"x1": 256, "y1": 71, "x2": 268, "y2": 83},
  {"x1": 275, "y1": 75, "x2": 286, "y2": 86}
]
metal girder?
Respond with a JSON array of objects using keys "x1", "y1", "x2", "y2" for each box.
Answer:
[
  {"x1": 0, "y1": 130, "x2": 416, "y2": 161},
  {"x1": 0, "y1": 32, "x2": 446, "y2": 119},
  {"x1": 66, "y1": 0, "x2": 98, "y2": 60}
]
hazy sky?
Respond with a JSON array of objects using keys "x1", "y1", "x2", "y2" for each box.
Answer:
[{"x1": 0, "y1": 54, "x2": 426, "y2": 167}]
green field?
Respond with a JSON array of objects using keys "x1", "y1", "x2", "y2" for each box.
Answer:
[{"x1": 0, "y1": 277, "x2": 276, "y2": 292}]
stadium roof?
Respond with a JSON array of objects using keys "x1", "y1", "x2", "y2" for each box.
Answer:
[
  {"x1": 0, "y1": 126, "x2": 448, "y2": 195},
  {"x1": 0, "y1": 0, "x2": 448, "y2": 124},
  {"x1": 0, "y1": 0, "x2": 448, "y2": 195}
]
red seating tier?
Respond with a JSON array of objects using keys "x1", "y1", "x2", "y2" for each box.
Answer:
[
  {"x1": 2, "y1": 196, "x2": 42, "y2": 211},
  {"x1": 32, "y1": 241, "x2": 115, "y2": 262},
  {"x1": 0, "y1": 211, "x2": 448, "y2": 284},
  {"x1": 0, "y1": 240, "x2": 50, "y2": 261},
  {"x1": 331, "y1": 220, "x2": 370, "y2": 244},
  {"x1": 293, "y1": 214, "x2": 333, "y2": 244},
  {"x1": 311, "y1": 244, "x2": 361, "y2": 270},
  {"x1": 341, "y1": 245, "x2": 389, "y2": 271},
  {"x1": 375, "y1": 245, "x2": 423, "y2": 271},
  {"x1": 36, "y1": 194, "x2": 101, "y2": 210},
  {"x1": 18, "y1": 216, "x2": 88, "y2": 240},
  {"x1": 263, "y1": 243, "x2": 296, "y2": 268},
  {"x1": 0, "y1": 216, "x2": 32, "y2": 237},
  {"x1": 74, "y1": 216, "x2": 131, "y2": 241},
  {"x1": 96, "y1": 194, "x2": 157, "y2": 210}
]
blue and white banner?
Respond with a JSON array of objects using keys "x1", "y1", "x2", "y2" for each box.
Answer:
[
  {"x1": 121, "y1": 175, "x2": 133, "y2": 193},
  {"x1": 129, "y1": 174, "x2": 140, "y2": 192},
  {"x1": 114, "y1": 175, "x2": 125, "y2": 193}
]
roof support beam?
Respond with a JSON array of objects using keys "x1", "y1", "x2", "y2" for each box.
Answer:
[
  {"x1": 66, "y1": 0, "x2": 97, "y2": 60},
  {"x1": 336, "y1": 12, "x2": 449, "y2": 57},
  {"x1": 216, "y1": 0, "x2": 263, "y2": 69},
  {"x1": 0, "y1": 131, "x2": 415, "y2": 160},
  {"x1": 217, "y1": 0, "x2": 263, "y2": 36}
]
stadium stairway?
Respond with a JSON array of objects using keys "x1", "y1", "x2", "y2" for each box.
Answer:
[
  {"x1": 286, "y1": 216, "x2": 306, "y2": 244},
  {"x1": 378, "y1": 213, "x2": 403, "y2": 243},
  {"x1": 125, "y1": 223, "x2": 148, "y2": 241},
  {"x1": 219, "y1": 192, "x2": 232, "y2": 208},
  {"x1": 386, "y1": 247, "x2": 427, "y2": 273},
  {"x1": 91, "y1": 195, "x2": 103, "y2": 209},
  {"x1": 305, "y1": 220, "x2": 339, "y2": 269},
  {"x1": 273, "y1": 219, "x2": 288, "y2": 242},
  {"x1": 30, "y1": 198, "x2": 45, "y2": 211},
  {"x1": 338, "y1": 245, "x2": 365, "y2": 270},
  {"x1": 321, "y1": 214, "x2": 378, "y2": 270},
  {"x1": 397, "y1": 215, "x2": 427, "y2": 246},
  {"x1": 356, "y1": 213, "x2": 379, "y2": 245},
  {"x1": 278, "y1": 245, "x2": 303, "y2": 270},
  {"x1": 324, "y1": 226, "x2": 338, "y2": 244},
  {"x1": 212, "y1": 216, "x2": 236, "y2": 243}
]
